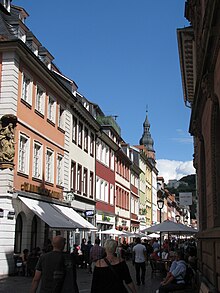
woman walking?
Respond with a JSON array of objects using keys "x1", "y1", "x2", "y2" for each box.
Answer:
[{"x1": 91, "y1": 239, "x2": 136, "y2": 293}]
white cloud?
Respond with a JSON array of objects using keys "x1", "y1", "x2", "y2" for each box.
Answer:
[{"x1": 156, "y1": 159, "x2": 195, "y2": 183}]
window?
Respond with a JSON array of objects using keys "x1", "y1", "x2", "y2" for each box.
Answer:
[
  {"x1": 110, "y1": 184, "x2": 114, "y2": 205},
  {"x1": 110, "y1": 150, "x2": 114, "y2": 171},
  {"x1": 96, "y1": 139, "x2": 101, "y2": 161},
  {"x1": 45, "y1": 148, "x2": 54, "y2": 183},
  {"x1": 35, "y1": 84, "x2": 45, "y2": 115},
  {"x1": 105, "y1": 145, "x2": 109, "y2": 167},
  {"x1": 72, "y1": 115, "x2": 77, "y2": 143},
  {"x1": 84, "y1": 127, "x2": 88, "y2": 152},
  {"x1": 90, "y1": 132, "x2": 95, "y2": 156},
  {"x1": 78, "y1": 122, "x2": 83, "y2": 147},
  {"x1": 21, "y1": 72, "x2": 32, "y2": 105},
  {"x1": 71, "y1": 161, "x2": 76, "y2": 191},
  {"x1": 58, "y1": 105, "x2": 65, "y2": 130},
  {"x1": 96, "y1": 177, "x2": 100, "y2": 200},
  {"x1": 48, "y1": 95, "x2": 56, "y2": 123},
  {"x1": 18, "y1": 133, "x2": 29, "y2": 174},
  {"x1": 104, "y1": 182, "x2": 108, "y2": 203},
  {"x1": 101, "y1": 180, "x2": 104, "y2": 201},
  {"x1": 77, "y1": 164, "x2": 82, "y2": 193},
  {"x1": 57, "y1": 154, "x2": 63, "y2": 186},
  {"x1": 89, "y1": 171, "x2": 94, "y2": 198},
  {"x1": 33, "y1": 141, "x2": 42, "y2": 179},
  {"x1": 83, "y1": 168, "x2": 88, "y2": 195}
]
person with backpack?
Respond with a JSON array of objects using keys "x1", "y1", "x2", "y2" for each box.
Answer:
[{"x1": 156, "y1": 250, "x2": 187, "y2": 293}]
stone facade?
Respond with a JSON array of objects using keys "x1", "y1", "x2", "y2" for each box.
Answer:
[{"x1": 177, "y1": 0, "x2": 220, "y2": 291}]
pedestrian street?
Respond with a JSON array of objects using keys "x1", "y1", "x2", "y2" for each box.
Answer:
[{"x1": 0, "y1": 260, "x2": 163, "y2": 293}]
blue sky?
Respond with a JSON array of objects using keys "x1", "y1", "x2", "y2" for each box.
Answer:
[{"x1": 16, "y1": 0, "x2": 195, "y2": 181}]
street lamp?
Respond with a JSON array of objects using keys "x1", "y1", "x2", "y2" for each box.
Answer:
[
  {"x1": 175, "y1": 214, "x2": 180, "y2": 223},
  {"x1": 157, "y1": 198, "x2": 164, "y2": 258}
]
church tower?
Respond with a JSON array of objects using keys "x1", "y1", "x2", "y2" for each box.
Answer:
[{"x1": 139, "y1": 110, "x2": 155, "y2": 164}]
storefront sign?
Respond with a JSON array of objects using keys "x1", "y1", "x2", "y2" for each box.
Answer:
[
  {"x1": 21, "y1": 182, "x2": 61, "y2": 199},
  {"x1": 85, "y1": 210, "x2": 94, "y2": 217}
]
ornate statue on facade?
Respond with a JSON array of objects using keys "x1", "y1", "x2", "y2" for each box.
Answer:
[{"x1": 0, "y1": 114, "x2": 17, "y2": 169}]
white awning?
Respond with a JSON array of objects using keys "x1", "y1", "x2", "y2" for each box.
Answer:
[
  {"x1": 18, "y1": 196, "x2": 96, "y2": 230},
  {"x1": 53, "y1": 204, "x2": 97, "y2": 230}
]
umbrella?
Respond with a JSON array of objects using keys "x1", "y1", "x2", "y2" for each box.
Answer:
[
  {"x1": 126, "y1": 232, "x2": 147, "y2": 238},
  {"x1": 100, "y1": 228, "x2": 127, "y2": 236},
  {"x1": 140, "y1": 220, "x2": 198, "y2": 234},
  {"x1": 148, "y1": 233, "x2": 160, "y2": 238}
]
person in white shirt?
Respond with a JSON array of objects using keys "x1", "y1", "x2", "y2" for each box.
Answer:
[{"x1": 132, "y1": 237, "x2": 147, "y2": 286}]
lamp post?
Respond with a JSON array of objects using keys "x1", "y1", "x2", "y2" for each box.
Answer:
[{"x1": 157, "y1": 198, "x2": 164, "y2": 258}]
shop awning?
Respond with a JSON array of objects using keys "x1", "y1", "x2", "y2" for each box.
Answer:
[
  {"x1": 53, "y1": 204, "x2": 97, "y2": 230},
  {"x1": 18, "y1": 196, "x2": 96, "y2": 230}
]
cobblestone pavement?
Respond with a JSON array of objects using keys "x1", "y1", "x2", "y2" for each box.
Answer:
[{"x1": 0, "y1": 260, "x2": 162, "y2": 293}]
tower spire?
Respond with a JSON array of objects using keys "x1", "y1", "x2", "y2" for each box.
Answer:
[{"x1": 139, "y1": 109, "x2": 155, "y2": 153}]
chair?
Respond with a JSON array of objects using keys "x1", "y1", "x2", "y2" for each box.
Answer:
[{"x1": 150, "y1": 259, "x2": 162, "y2": 278}]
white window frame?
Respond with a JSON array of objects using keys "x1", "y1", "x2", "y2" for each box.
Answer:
[
  {"x1": 57, "y1": 154, "x2": 63, "y2": 186},
  {"x1": 105, "y1": 145, "x2": 109, "y2": 167},
  {"x1": 96, "y1": 139, "x2": 101, "y2": 161},
  {"x1": 83, "y1": 168, "x2": 88, "y2": 195},
  {"x1": 58, "y1": 104, "x2": 65, "y2": 130},
  {"x1": 100, "y1": 180, "x2": 104, "y2": 201},
  {"x1": 35, "y1": 84, "x2": 45, "y2": 115},
  {"x1": 48, "y1": 95, "x2": 56, "y2": 123},
  {"x1": 18, "y1": 133, "x2": 30, "y2": 174},
  {"x1": 110, "y1": 150, "x2": 114, "y2": 171},
  {"x1": 96, "y1": 177, "x2": 101, "y2": 200},
  {"x1": 45, "y1": 148, "x2": 54, "y2": 183},
  {"x1": 110, "y1": 184, "x2": 114, "y2": 205},
  {"x1": 104, "y1": 182, "x2": 109, "y2": 203},
  {"x1": 21, "y1": 71, "x2": 32, "y2": 105},
  {"x1": 33, "y1": 141, "x2": 42, "y2": 179}
]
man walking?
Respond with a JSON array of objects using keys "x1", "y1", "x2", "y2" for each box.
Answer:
[
  {"x1": 30, "y1": 235, "x2": 79, "y2": 293},
  {"x1": 89, "y1": 238, "x2": 105, "y2": 272},
  {"x1": 132, "y1": 237, "x2": 147, "y2": 286}
]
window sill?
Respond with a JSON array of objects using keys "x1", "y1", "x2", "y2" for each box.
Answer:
[
  {"x1": 57, "y1": 126, "x2": 65, "y2": 134},
  {"x1": 45, "y1": 181, "x2": 54, "y2": 187},
  {"x1": 32, "y1": 177, "x2": 42, "y2": 183},
  {"x1": 17, "y1": 171, "x2": 29, "y2": 178},
  {"x1": 35, "y1": 109, "x2": 44, "y2": 118},
  {"x1": 47, "y1": 119, "x2": 55, "y2": 127},
  {"x1": 21, "y1": 99, "x2": 32, "y2": 109}
]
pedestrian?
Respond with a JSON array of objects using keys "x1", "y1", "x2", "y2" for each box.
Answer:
[
  {"x1": 91, "y1": 239, "x2": 137, "y2": 293},
  {"x1": 132, "y1": 237, "x2": 147, "y2": 286},
  {"x1": 156, "y1": 250, "x2": 187, "y2": 293},
  {"x1": 80, "y1": 238, "x2": 87, "y2": 268},
  {"x1": 85, "y1": 240, "x2": 93, "y2": 273},
  {"x1": 89, "y1": 238, "x2": 105, "y2": 273},
  {"x1": 30, "y1": 235, "x2": 79, "y2": 293}
]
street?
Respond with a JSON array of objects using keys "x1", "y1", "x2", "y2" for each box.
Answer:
[{"x1": 0, "y1": 260, "x2": 161, "y2": 293}]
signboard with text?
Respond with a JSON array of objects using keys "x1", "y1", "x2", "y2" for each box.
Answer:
[{"x1": 179, "y1": 192, "x2": 192, "y2": 206}]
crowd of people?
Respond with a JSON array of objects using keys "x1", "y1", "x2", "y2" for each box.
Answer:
[{"x1": 14, "y1": 235, "x2": 197, "y2": 292}]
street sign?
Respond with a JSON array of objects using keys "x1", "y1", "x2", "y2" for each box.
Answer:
[{"x1": 179, "y1": 192, "x2": 192, "y2": 205}]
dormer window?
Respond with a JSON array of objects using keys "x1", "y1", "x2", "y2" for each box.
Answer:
[
  {"x1": 0, "y1": 0, "x2": 11, "y2": 14},
  {"x1": 18, "y1": 27, "x2": 26, "y2": 43}
]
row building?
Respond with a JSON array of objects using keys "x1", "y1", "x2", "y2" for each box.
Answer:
[{"x1": 0, "y1": 0, "x2": 183, "y2": 276}]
